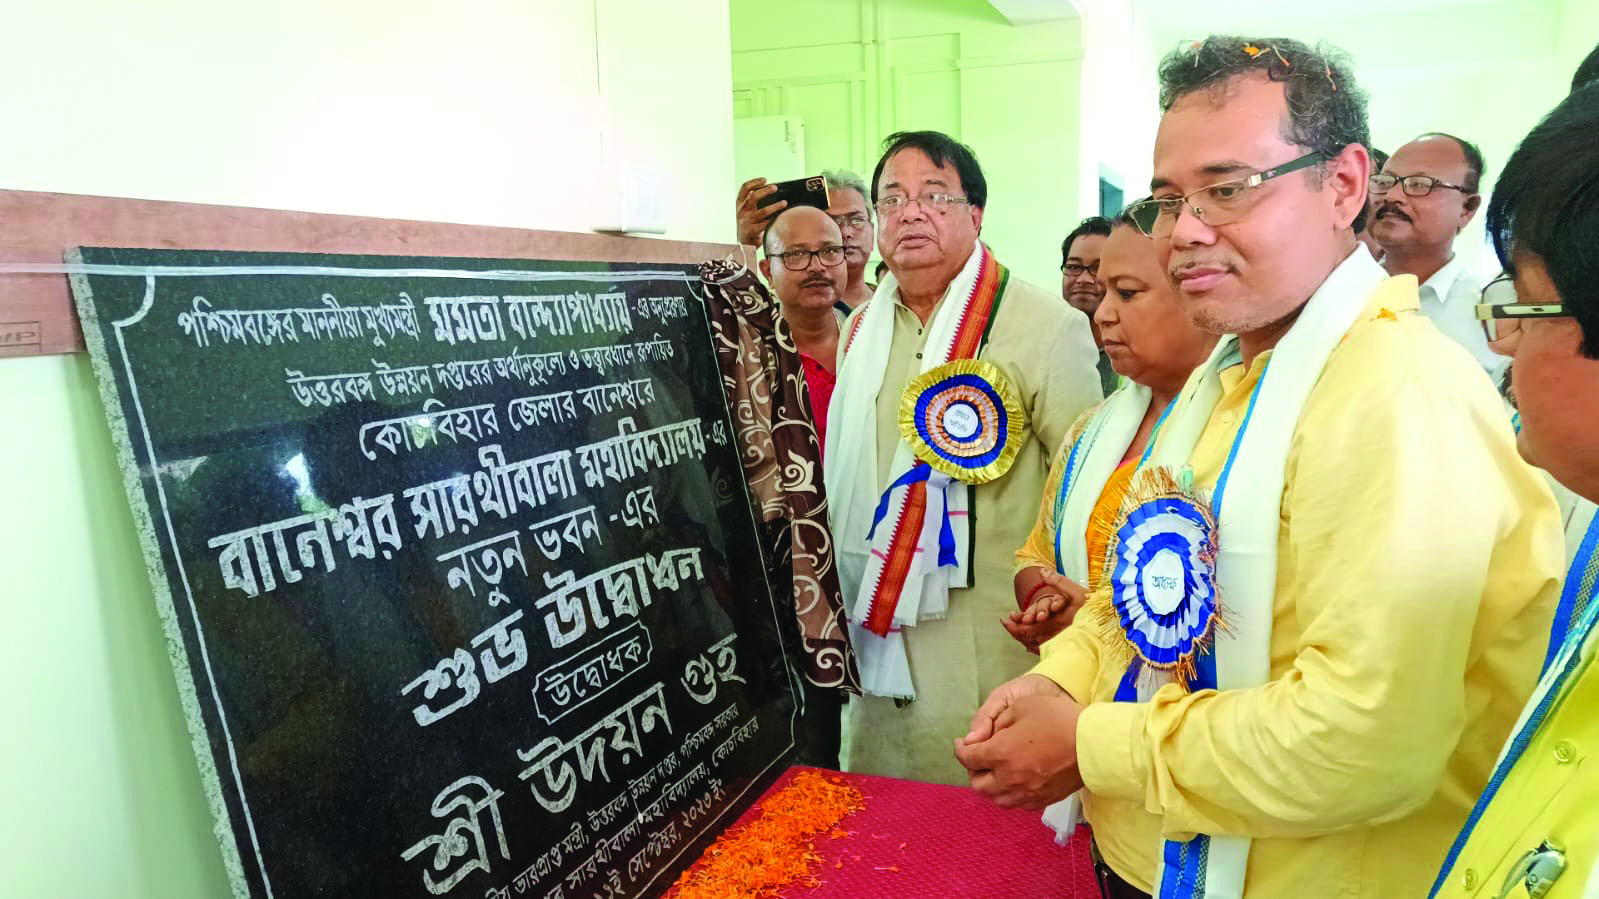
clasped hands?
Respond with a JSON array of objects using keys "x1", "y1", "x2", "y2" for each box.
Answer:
[
  {"x1": 953, "y1": 673, "x2": 1086, "y2": 809},
  {"x1": 1003, "y1": 567, "x2": 1087, "y2": 654}
]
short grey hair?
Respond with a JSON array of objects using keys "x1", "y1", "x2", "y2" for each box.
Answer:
[{"x1": 822, "y1": 169, "x2": 869, "y2": 204}]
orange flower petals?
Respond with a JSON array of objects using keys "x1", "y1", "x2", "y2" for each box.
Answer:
[{"x1": 668, "y1": 771, "x2": 865, "y2": 898}]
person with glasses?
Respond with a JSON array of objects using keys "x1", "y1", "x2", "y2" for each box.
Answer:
[
  {"x1": 758, "y1": 205, "x2": 850, "y2": 453},
  {"x1": 1371, "y1": 133, "x2": 1504, "y2": 378},
  {"x1": 819, "y1": 169, "x2": 878, "y2": 309},
  {"x1": 735, "y1": 169, "x2": 878, "y2": 310},
  {"x1": 1062, "y1": 216, "x2": 1113, "y2": 322},
  {"x1": 1354, "y1": 146, "x2": 1389, "y2": 264},
  {"x1": 1429, "y1": 81, "x2": 1599, "y2": 899},
  {"x1": 703, "y1": 204, "x2": 858, "y2": 773},
  {"x1": 956, "y1": 36, "x2": 1561, "y2": 899},
  {"x1": 1011, "y1": 210, "x2": 1216, "y2": 895},
  {"x1": 1007, "y1": 206, "x2": 1218, "y2": 668},
  {"x1": 1494, "y1": 43, "x2": 1599, "y2": 568},
  {"x1": 1062, "y1": 216, "x2": 1121, "y2": 395},
  {"x1": 824, "y1": 130, "x2": 1102, "y2": 787}
]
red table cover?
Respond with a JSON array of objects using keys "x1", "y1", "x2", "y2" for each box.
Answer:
[{"x1": 693, "y1": 766, "x2": 1100, "y2": 898}]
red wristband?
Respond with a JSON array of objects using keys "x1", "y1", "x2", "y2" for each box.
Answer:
[{"x1": 1020, "y1": 579, "x2": 1051, "y2": 611}]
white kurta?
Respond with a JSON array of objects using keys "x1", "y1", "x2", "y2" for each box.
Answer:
[{"x1": 834, "y1": 268, "x2": 1102, "y2": 786}]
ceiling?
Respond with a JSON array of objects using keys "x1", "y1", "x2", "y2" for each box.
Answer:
[
  {"x1": 985, "y1": 0, "x2": 1079, "y2": 25},
  {"x1": 1136, "y1": 0, "x2": 1553, "y2": 39}
]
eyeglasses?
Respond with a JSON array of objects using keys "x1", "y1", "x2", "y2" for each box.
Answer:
[
  {"x1": 1061, "y1": 261, "x2": 1100, "y2": 278},
  {"x1": 1370, "y1": 173, "x2": 1473, "y2": 198},
  {"x1": 874, "y1": 193, "x2": 970, "y2": 218},
  {"x1": 1475, "y1": 274, "x2": 1566, "y2": 343},
  {"x1": 1125, "y1": 151, "x2": 1324, "y2": 237},
  {"x1": 831, "y1": 213, "x2": 871, "y2": 231},
  {"x1": 772, "y1": 244, "x2": 847, "y2": 271}
]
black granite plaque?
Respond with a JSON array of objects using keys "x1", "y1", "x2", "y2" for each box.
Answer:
[{"x1": 70, "y1": 247, "x2": 800, "y2": 899}]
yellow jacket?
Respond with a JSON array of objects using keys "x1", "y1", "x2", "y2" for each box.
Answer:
[
  {"x1": 1432, "y1": 517, "x2": 1599, "y2": 898},
  {"x1": 1033, "y1": 277, "x2": 1565, "y2": 896}
]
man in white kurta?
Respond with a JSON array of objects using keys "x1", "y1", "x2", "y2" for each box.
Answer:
[{"x1": 825, "y1": 130, "x2": 1101, "y2": 785}]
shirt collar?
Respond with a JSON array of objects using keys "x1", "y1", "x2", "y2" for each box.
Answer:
[{"x1": 1419, "y1": 253, "x2": 1465, "y2": 303}]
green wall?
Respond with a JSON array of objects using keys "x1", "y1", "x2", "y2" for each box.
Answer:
[
  {"x1": 730, "y1": 0, "x2": 1086, "y2": 293},
  {"x1": 1, "y1": 354, "x2": 233, "y2": 897}
]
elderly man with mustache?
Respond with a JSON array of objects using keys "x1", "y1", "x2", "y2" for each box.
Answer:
[
  {"x1": 823, "y1": 130, "x2": 1102, "y2": 785},
  {"x1": 1372, "y1": 132, "x2": 1505, "y2": 379}
]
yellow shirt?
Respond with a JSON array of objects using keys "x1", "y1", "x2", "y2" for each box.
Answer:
[
  {"x1": 1033, "y1": 280, "x2": 1564, "y2": 896},
  {"x1": 842, "y1": 270, "x2": 1103, "y2": 786},
  {"x1": 1434, "y1": 529, "x2": 1599, "y2": 898}
]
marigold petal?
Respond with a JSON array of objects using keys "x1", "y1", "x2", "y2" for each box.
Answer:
[{"x1": 665, "y1": 771, "x2": 866, "y2": 899}]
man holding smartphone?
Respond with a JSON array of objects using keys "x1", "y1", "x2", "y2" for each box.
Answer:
[{"x1": 737, "y1": 169, "x2": 877, "y2": 309}]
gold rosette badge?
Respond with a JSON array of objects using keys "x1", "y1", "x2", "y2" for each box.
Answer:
[{"x1": 898, "y1": 359, "x2": 1027, "y2": 484}]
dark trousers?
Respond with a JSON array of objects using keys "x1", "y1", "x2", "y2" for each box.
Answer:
[{"x1": 1091, "y1": 841, "x2": 1152, "y2": 899}]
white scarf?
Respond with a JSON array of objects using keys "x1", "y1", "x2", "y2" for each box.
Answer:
[
  {"x1": 824, "y1": 242, "x2": 992, "y2": 699},
  {"x1": 1039, "y1": 383, "x2": 1153, "y2": 843},
  {"x1": 1146, "y1": 246, "x2": 1387, "y2": 898}
]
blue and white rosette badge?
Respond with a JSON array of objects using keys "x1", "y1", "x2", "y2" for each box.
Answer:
[
  {"x1": 1098, "y1": 466, "x2": 1223, "y2": 693},
  {"x1": 898, "y1": 359, "x2": 1026, "y2": 485}
]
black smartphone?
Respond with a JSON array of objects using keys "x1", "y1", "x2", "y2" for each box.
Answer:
[{"x1": 756, "y1": 175, "x2": 831, "y2": 212}]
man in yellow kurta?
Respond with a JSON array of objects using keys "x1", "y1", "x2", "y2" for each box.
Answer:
[
  {"x1": 954, "y1": 36, "x2": 1563, "y2": 898},
  {"x1": 1429, "y1": 81, "x2": 1599, "y2": 899},
  {"x1": 824, "y1": 131, "x2": 1102, "y2": 786}
]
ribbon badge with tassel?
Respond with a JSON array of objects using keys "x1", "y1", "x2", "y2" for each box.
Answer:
[
  {"x1": 857, "y1": 359, "x2": 1026, "y2": 637},
  {"x1": 1089, "y1": 465, "x2": 1226, "y2": 695}
]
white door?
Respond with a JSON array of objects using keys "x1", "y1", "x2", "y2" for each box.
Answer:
[{"x1": 733, "y1": 114, "x2": 806, "y2": 189}]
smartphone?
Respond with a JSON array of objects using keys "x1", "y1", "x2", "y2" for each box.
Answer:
[{"x1": 757, "y1": 175, "x2": 831, "y2": 213}]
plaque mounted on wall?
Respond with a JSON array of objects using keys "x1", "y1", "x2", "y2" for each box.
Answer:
[{"x1": 72, "y1": 246, "x2": 800, "y2": 899}]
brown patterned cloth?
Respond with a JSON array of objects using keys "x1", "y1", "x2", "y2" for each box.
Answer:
[{"x1": 698, "y1": 258, "x2": 860, "y2": 694}]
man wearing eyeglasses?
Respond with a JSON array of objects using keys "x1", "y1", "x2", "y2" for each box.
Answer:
[
  {"x1": 1062, "y1": 216, "x2": 1112, "y2": 324},
  {"x1": 1371, "y1": 133, "x2": 1505, "y2": 378},
  {"x1": 749, "y1": 203, "x2": 854, "y2": 771},
  {"x1": 758, "y1": 205, "x2": 850, "y2": 453},
  {"x1": 1354, "y1": 146, "x2": 1389, "y2": 264},
  {"x1": 824, "y1": 130, "x2": 1101, "y2": 786},
  {"x1": 819, "y1": 169, "x2": 878, "y2": 309},
  {"x1": 736, "y1": 169, "x2": 878, "y2": 309},
  {"x1": 1432, "y1": 81, "x2": 1599, "y2": 899},
  {"x1": 1062, "y1": 216, "x2": 1121, "y2": 395},
  {"x1": 955, "y1": 36, "x2": 1560, "y2": 899}
]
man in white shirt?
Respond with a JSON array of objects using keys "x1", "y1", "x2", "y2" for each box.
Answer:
[{"x1": 1371, "y1": 132, "x2": 1505, "y2": 379}]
